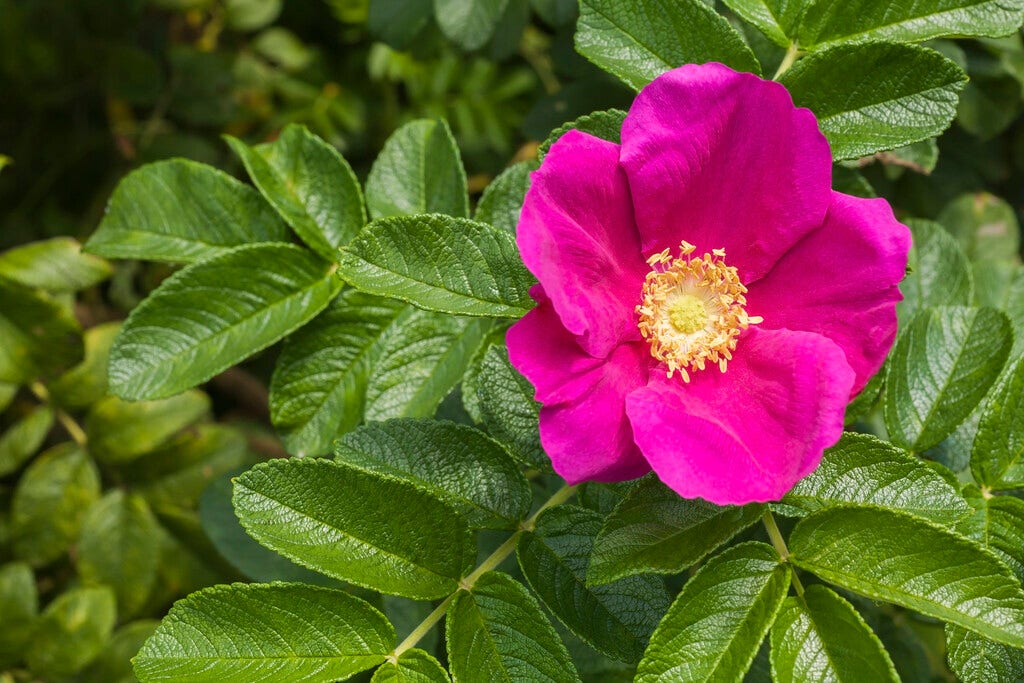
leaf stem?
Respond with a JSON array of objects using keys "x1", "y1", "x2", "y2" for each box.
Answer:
[
  {"x1": 762, "y1": 509, "x2": 804, "y2": 596},
  {"x1": 29, "y1": 381, "x2": 88, "y2": 447},
  {"x1": 390, "y1": 483, "x2": 577, "y2": 659},
  {"x1": 772, "y1": 42, "x2": 801, "y2": 81}
]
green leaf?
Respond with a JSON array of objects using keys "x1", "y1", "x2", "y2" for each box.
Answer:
[
  {"x1": 789, "y1": 505, "x2": 1024, "y2": 648},
  {"x1": 0, "y1": 237, "x2": 111, "y2": 292},
  {"x1": 334, "y1": 419, "x2": 531, "y2": 529},
  {"x1": 365, "y1": 119, "x2": 468, "y2": 220},
  {"x1": 77, "y1": 491, "x2": 161, "y2": 619},
  {"x1": 899, "y1": 219, "x2": 974, "y2": 323},
  {"x1": 224, "y1": 0, "x2": 281, "y2": 30},
  {"x1": 971, "y1": 357, "x2": 1024, "y2": 488},
  {"x1": 938, "y1": 192, "x2": 1021, "y2": 263},
  {"x1": 517, "y1": 506, "x2": 670, "y2": 663},
  {"x1": 26, "y1": 586, "x2": 116, "y2": 680},
  {"x1": 133, "y1": 583, "x2": 394, "y2": 683},
  {"x1": 781, "y1": 432, "x2": 970, "y2": 524},
  {"x1": 575, "y1": 0, "x2": 761, "y2": 91},
  {"x1": 225, "y1": 124, "x2": 365, "y2": 260},
  {"x1": 0, "y1": 562, "x2": 38, "y2": 668},
  {"x1": 110, "y1": 243, "x2": 342, "y2": 400},
  {"x1": 0, "y1": 404, "x2": 53, "y2": 476},
  {"x1": 720, "y1": 0, "x2": 810, "y2": 46},
  {"x1": 537, "y1": 108, "x2": 626, "y2": 161},
  {"x1": 636, "y1": 542, "x2": 790, "y2": 682},
  {"x1": 946, "y1": 624, "x2": 1024, "y2": 683},
  {"x1": 80, "y1": 620, "x2": 159, "y2": 683},
  {"x1": 85, "y1": 391, "x2": 210, "y2": 463},
  {"x1": 780, "y1": 43, "x2": 966, "y2": 160},
  {"x1": 371, "y1": 649, "x2": 451, "y2": 683},
  {"x1": 269, "y1": 290, "x2": 407, "y2": 456},
  {"x1": 884, "y1": 306, "x2": 1012, "y2": 452},
  {"x1": 474, "y1": 161, "x2": 536, "y2": 234},
  {"x1": 589, "y1": 475, "x2": 764, "y2": 585},
  {"x1": 798, "y1": 0, "x2": 1024, "y2": 50},
  {"x1": 49, "y1": 321, "x2": 120, "y2": 409},
  {"x1": 11, "y1": 443, "x2": 101, "y2": 566},
  {"x1": 0, "y1": 277, "x2": 83, "y2": 384},
  {"x1": 85, "y1": 159, "x2": 288, "y2": 263},
  {"x1": 368, "y1": 0, "x2": 433, "y2": 48},
  {"x1": 769, "y1": 585, "x2": 899, "y2": 683},
  {"x1": 447, "y1": 571, "x2": 583, "y2": 683},
  {"x1": 956, "y1": 486, "x2": 1024, "y2": 583},
  {"x1": 470, "y1": 345, "x2": 545, "y2": 468},
  {"x1": 339, "y1": 214, "x2": 534, "y2": 318},
  {"x1": 234, "y1": 459, "x2": 475, "y2": 598},
  {"x1": 434, "y1": 0, "x2": 508, "y2": 50},
  {"x1": 365, "y1": 309, "x2": 490, "y2": 421}
]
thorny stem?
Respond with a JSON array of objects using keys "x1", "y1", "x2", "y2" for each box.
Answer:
[
  {"x1": 389, "y1": 484, "x2": 578, "y2": 660},
  {"x1": 772, "y1": 42, "x2": 801, "y2": 81},
  {"x1": 762, "y1": 509, "x2": 804, "y2": 596},
  {"x1": 30, "y1": 382, "x2": 87, "y2": 447}
]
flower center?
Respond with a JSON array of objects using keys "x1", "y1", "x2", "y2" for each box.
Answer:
[{"x1": 636, "y1": 241, "x2": 762, "y2": 382}]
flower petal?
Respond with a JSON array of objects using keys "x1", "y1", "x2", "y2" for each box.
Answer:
[
  {"x1": 518, "y1": 130, "x2": 646, "y2": 358},
  {"x1": 619, "y1": 63, "x2": 832, "y2": 282},
  {"x1": 746, "y1": 191, "x2": 911, "y2": 396},
  {"x1": 625, "y1": 327, "x2": 854, "y2": 505}
]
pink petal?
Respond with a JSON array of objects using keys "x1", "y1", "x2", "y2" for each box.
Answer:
[
  {"x1": 746, "y1": 192, "x2": 911, "y2": 396},
  {"x1": 518, "y1": 130, "x2": 646, "y2": 358},
  {"x1": 619, "y1": 63, "x2": 832, "y2": 282},
  {"x1": 625, "y1": 328, "x2": 854, "y2": 505}
]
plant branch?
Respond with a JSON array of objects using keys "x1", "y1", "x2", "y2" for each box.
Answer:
[
  {"x1": 30, "y1": 382, "x2": 87, "y2": 447},
  {"x1": 773, "y1": 42, "x2": 801, "y2": 81},
  {"x1": 762, "y1": 509, "x2": 804, "y2": 596}
]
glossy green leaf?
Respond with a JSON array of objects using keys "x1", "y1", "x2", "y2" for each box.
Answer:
[
  {"x1": 971, "y1": 357, "x2": 1024, "y2": 488},
  {"x1": 770, "y1": 585, "x2": 898, "y2": 683},
  {"x1": 27, "y1": 586, "x2": 116, "y2": 680},
  {"x1": 110, "y1": 243, "x2": 342, "y2": 400},
  {"x1": 339, "y1": 214, "x2": 534, "y2": 317},
  {"x1": 789, "y1": 505, "x2": 1024, "y2": 647},
  {"x1": 946, "y1": 624, "x2": 1024, "y2": 683},
  {"x1": 85, "y1": 391, "x2": 209, "y2": 463},
  {"x1": 226, "y1": 124, "x2": 365, "y2": 260},
  {"x1": 49, "y1": 321, "x2": 120, "y2": 409},
  {"x1": 365, "y1": 119, "x2": 468, "y2": 220},
  {"x1": 780, "y1": 43, "x2": 966, "y2": 160},
  {"x1": 470, "y1": 344, "x2": 545, "y2": 468},
  {"x1": 0, "y1": 404, "x2": 53, "y2": 476},
  {"x1": 956, "y1": 486, "x2": 1024, "y2": 583},
  {"x1": 0, "y1": 277, "x2": 83, "y2": 384},
  {"x1": 720, "y1": 0, "x2": 810, "y2": 46},
  {"x1": 434, "y1": 0, "x2": 508, "y2": 50},
  {"x1": 589, "y1": 475, "x2": 764, "y2": 585},
  {"x1": 938, "y1": 191, "x2": 1021, "y2": 263},
  {"x1": 269, "y1": 290, "x2": 407, "y2": 456},
  {"x1": 0, "y1": 562, "x2": 37, "y2": 668},
  {"x1": 234, "y1": 458, "x2": 475, "y2": 598},
  {"x1": 517, "y1": 506, "x2": 670, "y2": 663},
  {"x1": 335, "y1": 418, "x2": 531, "y2": 529},
  {"x1": 884, "y1": 306, "x2": 1012, "y2": 452},
  {"x1": 782, "y1": 432, "x2": 970, "y2": 524},
  {"x1": 899, "y1": 219, "x2": 973, "y2": 323},
  {"x1": 636, "y1": 542, "x2": 790, "y2": 682},
  {"x1": 474, "y1": 160, "x2": 536, "y2": 234},
  {"x1": 537, "y1": 108, "x2": 626, "y2": 161},
  {"x1": 576, "y1": 0, "x2": 760, "y2": 90},
  {"x1": 11, "y1": 443, "x2": 101, "y2": 566},
  {"x1": 85, "y1": 159, "x2": 288, "y2": 263},
  {"x1": 134, "y1": 583, "x2": 394, "y2": 683},
  {"x1": 798, "y1": 0, "x2": 1024, "y2": 50},
  {"x1": 371, "y1": 649, "x2": 451, "y2": 683},
  {"x1": 447, "y1": 571, "x2": 582, "y2": 683},
  {"x1": 0, "y1": 237, "x2": 111, "y2": 291},
  {"x1": 80, "y1": 620, "x2": 159, "y2": 683}
]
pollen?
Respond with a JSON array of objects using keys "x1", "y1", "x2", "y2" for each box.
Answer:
[{"x1": 636, "y1": 241, "x2": 762, "y2": 381}]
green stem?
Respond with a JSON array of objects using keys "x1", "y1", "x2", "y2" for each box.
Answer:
[
  {"x1": 30, "y1": 382, "x2": 87, "y2": 447},
  {"x1": 773, "y1": 42, "x2": 800, "y2": 81},
  {"x1": 390, "y1": 483, "x2": 577, "y2": 659},
  {"x1": 762, "y1": 509, "x2": 804, "y2": 596}
]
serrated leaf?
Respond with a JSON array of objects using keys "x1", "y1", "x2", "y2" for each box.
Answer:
[
  {"x1": 770, "y1": 585, "x2": 899, "y2": 683},
  {"x1": 636, "y1": 542, "x2": 790, "y2": 682},
  {"x1": 0, "y1": 277, "x2": 83, "y2": 384},
  {"x1": 234, "y1": 458, "x2": 475, "y2": 598},
  {"x1": 225, "y1": 124, "x2": 365, "y2": 260},
  {"x1": 371, "y1": 649, "x2": 451, "y2": 683},
  {"x1": 575, "y1": 0, "x2": 760, "y2": 91},
  {"x1": 956, "y1": 486, "x2": 1024, "y2": 583},
  {"x1": 782, "y1": 432, "x2": 970, "y2": 524},
  {"x1": 85, "y1": 391, "x2": 209, "y2": 463},
  {"x1": 946, "y1": 624, "x2": 1024, "y2": 683},
  {"x1": 269, "y1": 290, "x2": 407, "y2": 456},
  {"x1": 27, "y1": 586, "x2": 116, "y2": 680},
  {"x1": 471, "y1": 345, "x2": 545, "y2": 468},
  {"x1": 11, "y1": 443, "x2": 101, "y2": 566},
  {"x1": 780, "y1": 43, "x2": 966, "y2": 160},
  {"x1": 798, "y1": 0, "x2": 1024, "y2": 50},
  {"x1": 0, "y1": 562, "x2": 38, "y2": 668},
  {"x1": 589, "y1": 475, "x2": 763, "y2": 585},
  {"x1": 110, "y1": 243, "x2": 342, "y2": 400},
  {"x1": 49, "y1": 321, "x2": 120, "y2": 409},
  {"x1": 365, "y1": 119, "x2": 468, "y2": 220},
  {"x1": 80, "y1": 620, "x2": 159, "y2": 683},
  {"x1": 720, "y1": 0, "x2": 810, "y2": 46},
  {"x1": 899, "y1": 219, "x2": 973, "y2": 323},
  {"x1": 434, "y1": 0, "x2": 508, "y2": 50},
  {"x1": 474, "y1": 161, "x2": 536, "y2": 234},
  {"x1": 339, "y1": 214, "x2": 534, "y2": 317},
  {"x1": 85, "y1": 159, "x2": 288, "y2": 263},
  {"x1": 971, "y1": 357, "x2": 1024, "y2": 488},
  {"x1": 0, "y1": 405, "x2": 53, "y2": 476},
  {"x1": 517, "y1": 506, "x2": 670, "y2": 663},
  {"x1": 0, "y1": 237, "x2": 112, "y2": 292},
  {"x1": 133, "y1": 583, "x2": 395, "y2": 683},
  {"x1": 789, "y1": 505, "x2": 1024, "y2": 648},
  {"x1": 447, "y1": 571, "x2": 582, "y2": 683},
  {"x1": 537, "y1": 109, "x2": 626, "y2": 161},
  {"x1": 884, "y1": 306, "x2": 1012, "y2": 452},
  {"x1": 334, "y1": 419, "x2": 531, "y2": 529}
]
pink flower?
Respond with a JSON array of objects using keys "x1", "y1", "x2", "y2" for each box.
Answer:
[{"x1": 507, "y1": 63, "x2": 911, "y2": 505}]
